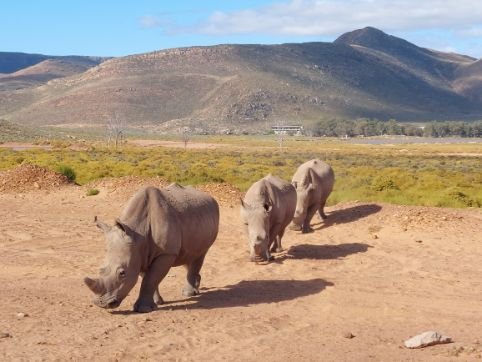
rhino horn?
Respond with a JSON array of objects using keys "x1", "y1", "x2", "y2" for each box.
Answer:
[
  {"x1": 84, "y1": 276, "x2": 103, "y2": 295},
  {"x1": 95, "y1": 218, "x2": 112, "y2": 233}
]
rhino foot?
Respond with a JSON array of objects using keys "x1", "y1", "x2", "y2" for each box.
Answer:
[
  {"x1": 289, "y1": 224, "x2": 302, "y2": 231},
  {"x1": 182, "y1": 285, "x2": 199, "y2": 297},
  {"x1": 302, "y1": 227, "x2": 314, "y2": 234},
  {"x1": 133, "y1": 299, "x2": 157, "y2": 313},
  {"x1": 271, "y1": 246, "x2": 283, "y2": 253},
  {"x1": 153, "y1": 290, "x2": 164, "y2": 305}
]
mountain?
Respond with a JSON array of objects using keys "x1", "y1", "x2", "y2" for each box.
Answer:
[
  {"x1": 0, "y1": 28, "x2": 481, "y2": 132},
  {"x1": 0, "y1": 55, "x2": 106, "y2": 91}
]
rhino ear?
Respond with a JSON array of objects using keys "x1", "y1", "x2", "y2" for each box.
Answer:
[
  {"x1": 115, "y1": 218, "x2": 127, "y2": 233},
  {"x1": 308, "y1": 183, "x2": 314, "y2": 191},
  {"x1": 264, "y1": 203, "x2": 273, "y2": 213},
  {"x1": 95, "y1": 217, "x2": 112, "y2": 233}
]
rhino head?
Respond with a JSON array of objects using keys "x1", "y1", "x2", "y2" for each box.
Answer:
[
  {"x1": 240, "y1": 199, "x2": 272, "y2": 262},
  {"x1": 292, "y1": 181, "x2": 314, "y2": 227},
  {"x1": 84, "y1": 218, "x2": 141, "y2": 309}
]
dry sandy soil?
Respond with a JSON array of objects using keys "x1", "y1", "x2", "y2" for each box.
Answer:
[{"x1": 0, "y1": 178, "x2": 481, "y2": 361}]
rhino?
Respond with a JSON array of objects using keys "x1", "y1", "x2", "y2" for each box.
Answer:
[
  {"x1": 240, "y1": 174, "x2": 296, "y2": 262},
  {"x1": 84, "y1": 184, "x2": 219, "y2": 313},
  {"x1": 291, "y1": 159, "x2": 335, "y2": 233}
]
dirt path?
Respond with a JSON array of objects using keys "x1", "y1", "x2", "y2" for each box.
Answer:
[{"x1": 0, "y1": 185, "x2": 481, "y2": 361}]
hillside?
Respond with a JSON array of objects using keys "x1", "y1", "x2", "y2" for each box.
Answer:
[
  {"x1": 0, "y1": 28, "x2": 481, "y2": 132},
  {"x1": 0, "y1": 56, "x2": 105, "y2": 92}
]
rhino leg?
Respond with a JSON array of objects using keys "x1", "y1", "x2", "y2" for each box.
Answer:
[
  {"x1": 318, "y1": 199, "x2": 328, "y2": 219},
  {"x1": 302, "y1": 205, "x2": 318, "y2": 233},
  {"x1": 269, "y1": 224, "x2": 283, "y2": 253},
  {"x1": 134, "y1": 254, "x2": 176, "y2": 313},
  {"x1": 183, "y1": 254, "x2": 206, "y2": 297},
  {"x1": 153, "y1": 288, "x2": 164, "y2": 305}
]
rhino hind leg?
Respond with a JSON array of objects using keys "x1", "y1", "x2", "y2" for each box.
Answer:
[
  {"x1": 269, "y1": 225, "x2": 284, "y2": 253},
  {"x1": 318, "y1": 199, "x2": 328, "y2": 219},
  {"x1": 153, "y1": 288, "x2": 164, "y2": 305},
  {"x1": 302, "y1": 205, "x2": 318, "y2": 233},
  {"x1": 183, "y1": 254, "x2": 206, "y2": 297}
]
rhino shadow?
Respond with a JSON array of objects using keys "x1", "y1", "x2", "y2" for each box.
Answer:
[
  {"x1": 311, "y1": 204, "x2": 382, "y2": 230},
  {"x1": 109, "y1": 278, "x2": 333, "y2": 313},
  {"x1": 288, "y1": 243, "x2": 372, "y2": 260},
  {"x1": 162, "y1": 278, "x2": 333, "y2": 310}
]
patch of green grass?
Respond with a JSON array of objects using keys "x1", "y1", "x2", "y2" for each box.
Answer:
[
  {"x1": 0, "y1": 137, "x2": 480, "y2": 208},
  {"x1": 86, "y1": 188, "x2": 100, "y2": 196},
  {"x1": 56, "y1": 164, "x2": 76, "y2": 182}
]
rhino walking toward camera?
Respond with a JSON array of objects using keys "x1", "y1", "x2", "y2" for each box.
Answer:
[
  {"x1": 291, "y1": 159, "x2": 335, "y2": 233},
  {"x1": 84, "y1": 184, "x2": 219, "y2": 313},
  {"x1": 240, "y1": 174, "x2": 296, "y2": 262}
]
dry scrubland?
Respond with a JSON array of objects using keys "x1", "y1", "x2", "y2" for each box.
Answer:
[
  {"x1": 1, "y1": 136, "x2": 481, "y2": 207},
  {"x1": 0, "y1": 136, "x2": 481, "y2": 361}
]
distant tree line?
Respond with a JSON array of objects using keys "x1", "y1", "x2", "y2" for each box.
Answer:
[{"x1": 306, "y1": 119, "x2": 482, "y2": 138}]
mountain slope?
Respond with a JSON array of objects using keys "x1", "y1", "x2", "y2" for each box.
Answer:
[
  {"x1": 0, "y1": 57, "x2": 105, "y2": 91},
  {"x1": 0, "y1": 29, "x2": 481, "y2": 131}
]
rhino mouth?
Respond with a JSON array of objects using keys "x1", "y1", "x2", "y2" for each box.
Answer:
[{"x1": 93, "y1": 296, "x2": 121, "y2": 309}]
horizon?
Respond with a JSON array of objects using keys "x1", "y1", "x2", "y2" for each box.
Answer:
[{"x1": 1, "y1": 1, "x2": 482, "y2": 59}]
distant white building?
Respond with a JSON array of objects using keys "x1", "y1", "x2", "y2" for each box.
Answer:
[{"x1": 271, "y1": 125, "x2": 304, "y2": 136}]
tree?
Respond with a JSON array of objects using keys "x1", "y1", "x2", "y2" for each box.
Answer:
[
  {"x1": 106, "y1": 113, "x2": 125, "y2": 150},
  {"x1": 180, "y1": 126, "x2": 192, "y2": 150}
]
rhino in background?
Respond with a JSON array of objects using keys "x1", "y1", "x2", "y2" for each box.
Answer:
[
  {"x1": 84, "y1": 184, "x2": 219, "y2": 313},
  {"x1": 240, "y1": 174, "x2": 296, "y2": 262},
  {"x1": 291, "y1": 159, "x2": 335, "y2": 233}
]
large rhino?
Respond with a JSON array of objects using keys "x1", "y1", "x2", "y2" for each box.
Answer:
[
  {"x1": 84, "y1": 184, "x2": 219, "y2": 313},
  {"x1": 240, "y1": 174, "x2": 296, "y2": 262},
  {"x1": 291, "y1": 159, "x2": 335, "y2": 233}
]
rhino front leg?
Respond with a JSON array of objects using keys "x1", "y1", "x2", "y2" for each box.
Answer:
[
  {"x1": 134, "y1": 254, "x2": 176, "y2": 313},
  {"x1": 183, "y1": 254, "x2": 206, "y2": 297}
]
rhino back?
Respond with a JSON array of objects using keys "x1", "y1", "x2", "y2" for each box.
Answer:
[
  {"x1": 246, "y1": 175, "x2": 296, "y2": 228},
  {"x1": 119, "y1": 186, "x2": 219, "y2": 266},
  {"x1": 266, "y1": 175, "x2": 297, "y2": 228},
  {"x1": 163, "y1": 184, "x2": 219, "y2": 265},
  {"x1": 293, "y1": 159, "x2": 334, "y2": 188}
]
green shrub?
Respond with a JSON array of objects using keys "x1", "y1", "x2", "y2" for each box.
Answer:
[
  {"x1": 56, "y1": 164, "x2": 76, "y2": 182},
  {"x1": 372, "y1": 177, "x2": 399, "y2": 192},
  {"x1": 86, "y1": 188, "x2": 100, "y2": 196}
]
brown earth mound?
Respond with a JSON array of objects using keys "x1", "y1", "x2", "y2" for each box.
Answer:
[
  {"x1": 85, "y1": 177, "x2": 243, "y2": 206},
  {"x1": 198, "y1": 183, "x2": 244, "y2": 206},
  {"x1": 0, "y1": 163, "x2": 73, "y2": 193}
]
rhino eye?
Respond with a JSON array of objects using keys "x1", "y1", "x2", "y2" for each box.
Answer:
[{"x1": 118, "y1": 269, "x2": 126, "y2": 278}]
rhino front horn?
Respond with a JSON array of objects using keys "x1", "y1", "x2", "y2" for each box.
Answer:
[{"x1": 84, "y1": 276, "x2": 102, "y2": 294}]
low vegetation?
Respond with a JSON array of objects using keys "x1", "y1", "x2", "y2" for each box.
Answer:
[
  {"x1": 86, "y1": 188, "x2": 100, "y2": 196},
  {"x1": 0, "y1": 136, "x2": 480, "y2": 208}
]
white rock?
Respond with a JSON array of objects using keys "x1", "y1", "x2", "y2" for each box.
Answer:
[{"x1": 404, "y1": 331, "x2": 452, "y2": 349}]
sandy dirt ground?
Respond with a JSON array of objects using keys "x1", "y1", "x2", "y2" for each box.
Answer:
[{"x1": 0, "y1": 181, "x2": 481, "y2": 361}]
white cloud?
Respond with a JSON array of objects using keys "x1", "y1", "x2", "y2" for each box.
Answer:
[
  {"x1": 197, "y1": 0, "x2": 482, "y2": 36},
  {"x1": 457, "y1": 27, "x2": 482, "y2": 37},
  {"x1": 139, "y1": 15, "x2": 161, "y2": 29}
]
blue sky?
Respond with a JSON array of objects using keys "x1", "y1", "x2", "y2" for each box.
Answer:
[{"x1": 1, "y1": 0, "x2": 482, "y2": 58}]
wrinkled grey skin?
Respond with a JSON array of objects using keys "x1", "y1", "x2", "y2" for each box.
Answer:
[
  {"x1": 84, "y1": 184, "x2": 219, "y2": 313},
  {"x1": 240, "y1": 174, "x2": 296, "y2": 262},
  {"x1": 291, "y1": 159, "x2": 335, "y2": 233}
]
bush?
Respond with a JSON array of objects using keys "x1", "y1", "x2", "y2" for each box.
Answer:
[
  {"x1": 86, "y1": 188, "x2": 100, "y2": 196},
  {"x1": 56, "y1": 165, "x2": 76, "y2": 182},
  {"x1": 372, "y1": 177, "x2": 399, "y2": 192}
]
